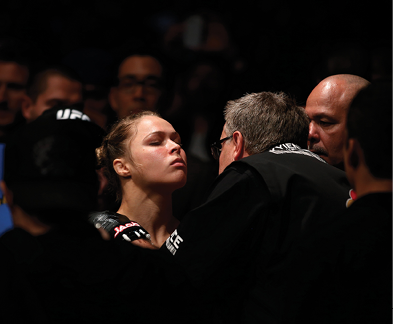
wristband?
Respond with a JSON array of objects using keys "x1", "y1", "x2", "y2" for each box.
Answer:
[{"x1": 89, "y1": 210, "x2": 151, "y2": 243}]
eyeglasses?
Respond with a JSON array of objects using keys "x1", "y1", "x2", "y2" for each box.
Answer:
[
  {"x1": 210, "y1": 135, "x2": 233, "y2": 160},
  {"x1": 117, "y1": 76, "x2": 162, "y2": 94}
]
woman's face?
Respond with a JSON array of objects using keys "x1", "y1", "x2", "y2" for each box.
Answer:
[{"x1": 127, "y1": 115, "x2": 187, "y2": 192}]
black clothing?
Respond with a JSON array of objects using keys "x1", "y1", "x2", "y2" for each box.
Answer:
[
  {"x1": 274, "y1": 192, "x2": 392, "y2": 324},
  {"x1": 162, "y1": 144, "x2": 352, "y2": 323},
  {"x1": 172, "y1": 154, "x2": 217, "y2": 221},
  {"x1": 0, "y1": 219, "x2": 188, "y2": 324},
  {"x1": 0, "y1": 223, "x2": 122, "y2": 324},
  {"x1": 0, "y1": 111, "x2": 26, "y2": 144}
]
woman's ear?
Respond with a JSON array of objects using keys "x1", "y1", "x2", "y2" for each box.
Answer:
[{"x1": 113, "y1": 158, "x2": 132, "y2": 178}]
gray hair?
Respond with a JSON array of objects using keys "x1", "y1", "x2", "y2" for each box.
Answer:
[{"x1": 224, "y1": 92, "x2": 309, "y2": 155}]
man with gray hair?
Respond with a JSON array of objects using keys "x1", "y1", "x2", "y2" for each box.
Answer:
[{"x1": 160, "y1": 91, "x2": 352, "y2": 323}]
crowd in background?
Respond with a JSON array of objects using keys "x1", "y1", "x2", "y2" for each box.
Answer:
[
  {"x1": 1, "y1": 20, "x2": 390, "y2": 215},
  {"x1": 0, "y1": 2, "x2": 391, "y2": 323}
]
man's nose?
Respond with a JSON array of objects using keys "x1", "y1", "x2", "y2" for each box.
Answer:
[
  {"x1": 0, "y1": 84, "x2": 7, "y2": 102},
  {"x1": 308, "y1": 121, "x2": 320, "y2": 143},
  {"x1": 132, "y1": 84, "x2": 146, "y2": 99}
]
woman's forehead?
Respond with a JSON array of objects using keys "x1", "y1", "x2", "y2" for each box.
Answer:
[{"x1": 135, "y1": 115, "x2": 175, "y2": 136}]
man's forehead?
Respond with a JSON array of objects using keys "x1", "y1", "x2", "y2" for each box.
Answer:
[
  {"x1": 306, "y1": 84, "x2": 347, "y2": 119},
  {"x1": 118, "y1": 55, "x2": 162, "y2": 78},
  {"x1": 0, "y1": 61, "x2": 29, "y2": 83},
  {"x1": 45, "y1": 74, "x2": 81, "y2": 89}
]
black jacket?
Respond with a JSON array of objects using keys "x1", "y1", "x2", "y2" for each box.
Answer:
[{"x1": 162, "y1": 144, "x2": 352, "y2": 323}]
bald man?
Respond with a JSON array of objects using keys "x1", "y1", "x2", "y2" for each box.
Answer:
[{"x1": 305, "y1": 74, "x2": 370, "y2": 169}]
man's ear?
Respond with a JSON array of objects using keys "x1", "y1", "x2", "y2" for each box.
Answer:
[
  {"x1": 21, "y1": 95, "x2": 34, "y2": 121},
  {"x1": 113, "y1": 158, "x2": 132, "y2": 178},
  {"x1": 108, "y1": 87, "x2": 119, "y2": 112},
  {"x1": 232, "y1": 131, "x2": 247, "y2": 161},
  {"x1": 346, "y1": 138, "x2": 362, "y2": 170}
]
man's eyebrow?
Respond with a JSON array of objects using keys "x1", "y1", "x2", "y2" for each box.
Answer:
[
  {"x1": 119, "y1": 74, "x2": 160, "y2": 80},
  {"x1": 7, "y1": 82, "x2": 26, "y2": 89},
  {"x1": 118, "y1": 75, "x2": 136, "y2": 80},
  {"x1": 311, "y1": 112, "x2": 335, "y2": 120}
]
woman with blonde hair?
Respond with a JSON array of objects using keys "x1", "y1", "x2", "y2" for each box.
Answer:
[{"x1": 92, "y1": 110, "x2": 187, "y2": 247}]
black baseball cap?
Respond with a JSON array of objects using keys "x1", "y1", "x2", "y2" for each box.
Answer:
[{"x1": 4, "y1": 105, "x2": 106, "y2": 214}]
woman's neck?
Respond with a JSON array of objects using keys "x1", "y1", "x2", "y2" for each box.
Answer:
[{"x1": 117, "y1": 187, "x2": 179, "y2": 247}]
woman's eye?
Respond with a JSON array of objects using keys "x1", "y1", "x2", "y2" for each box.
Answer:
[{"x1": 149, "y1": 142, "x2": 161, "y2": 146}]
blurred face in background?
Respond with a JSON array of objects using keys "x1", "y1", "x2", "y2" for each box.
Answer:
[
  {"x1": 22, "y1": 74, "x2": 82, "y2": 122},
  {"x1": 109, "y1": 55, "x2": 163, "y2": 119},
  {"x1": 0, "y1": 61, "x2": 29, "y2": 126}
]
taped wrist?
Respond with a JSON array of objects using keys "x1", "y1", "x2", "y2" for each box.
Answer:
[{"x1": 89, "y1": 210, "x2": 151, "y2": 242}]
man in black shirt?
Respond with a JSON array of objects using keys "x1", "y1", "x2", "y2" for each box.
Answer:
[
  {"x1": 275, "y1": 81, "x2": 392, "y2": 324},
  {"x1": 336, "y1": 80, "x2": 392, "y2": 323},
  {"x1": 0, "y1": 106, "x2": 140, "y2": 324},
  {"x1": 160, "y1": 91, "x2": 352, "y2": 323}
]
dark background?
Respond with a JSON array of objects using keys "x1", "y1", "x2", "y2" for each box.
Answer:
[{"x1": 1, "y1": 0, "x2": 391, "y2": 104}]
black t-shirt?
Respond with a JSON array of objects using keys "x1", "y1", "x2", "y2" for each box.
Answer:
[{"x1": 272, "y1": 192, "x2": 392, "y2": 324}]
